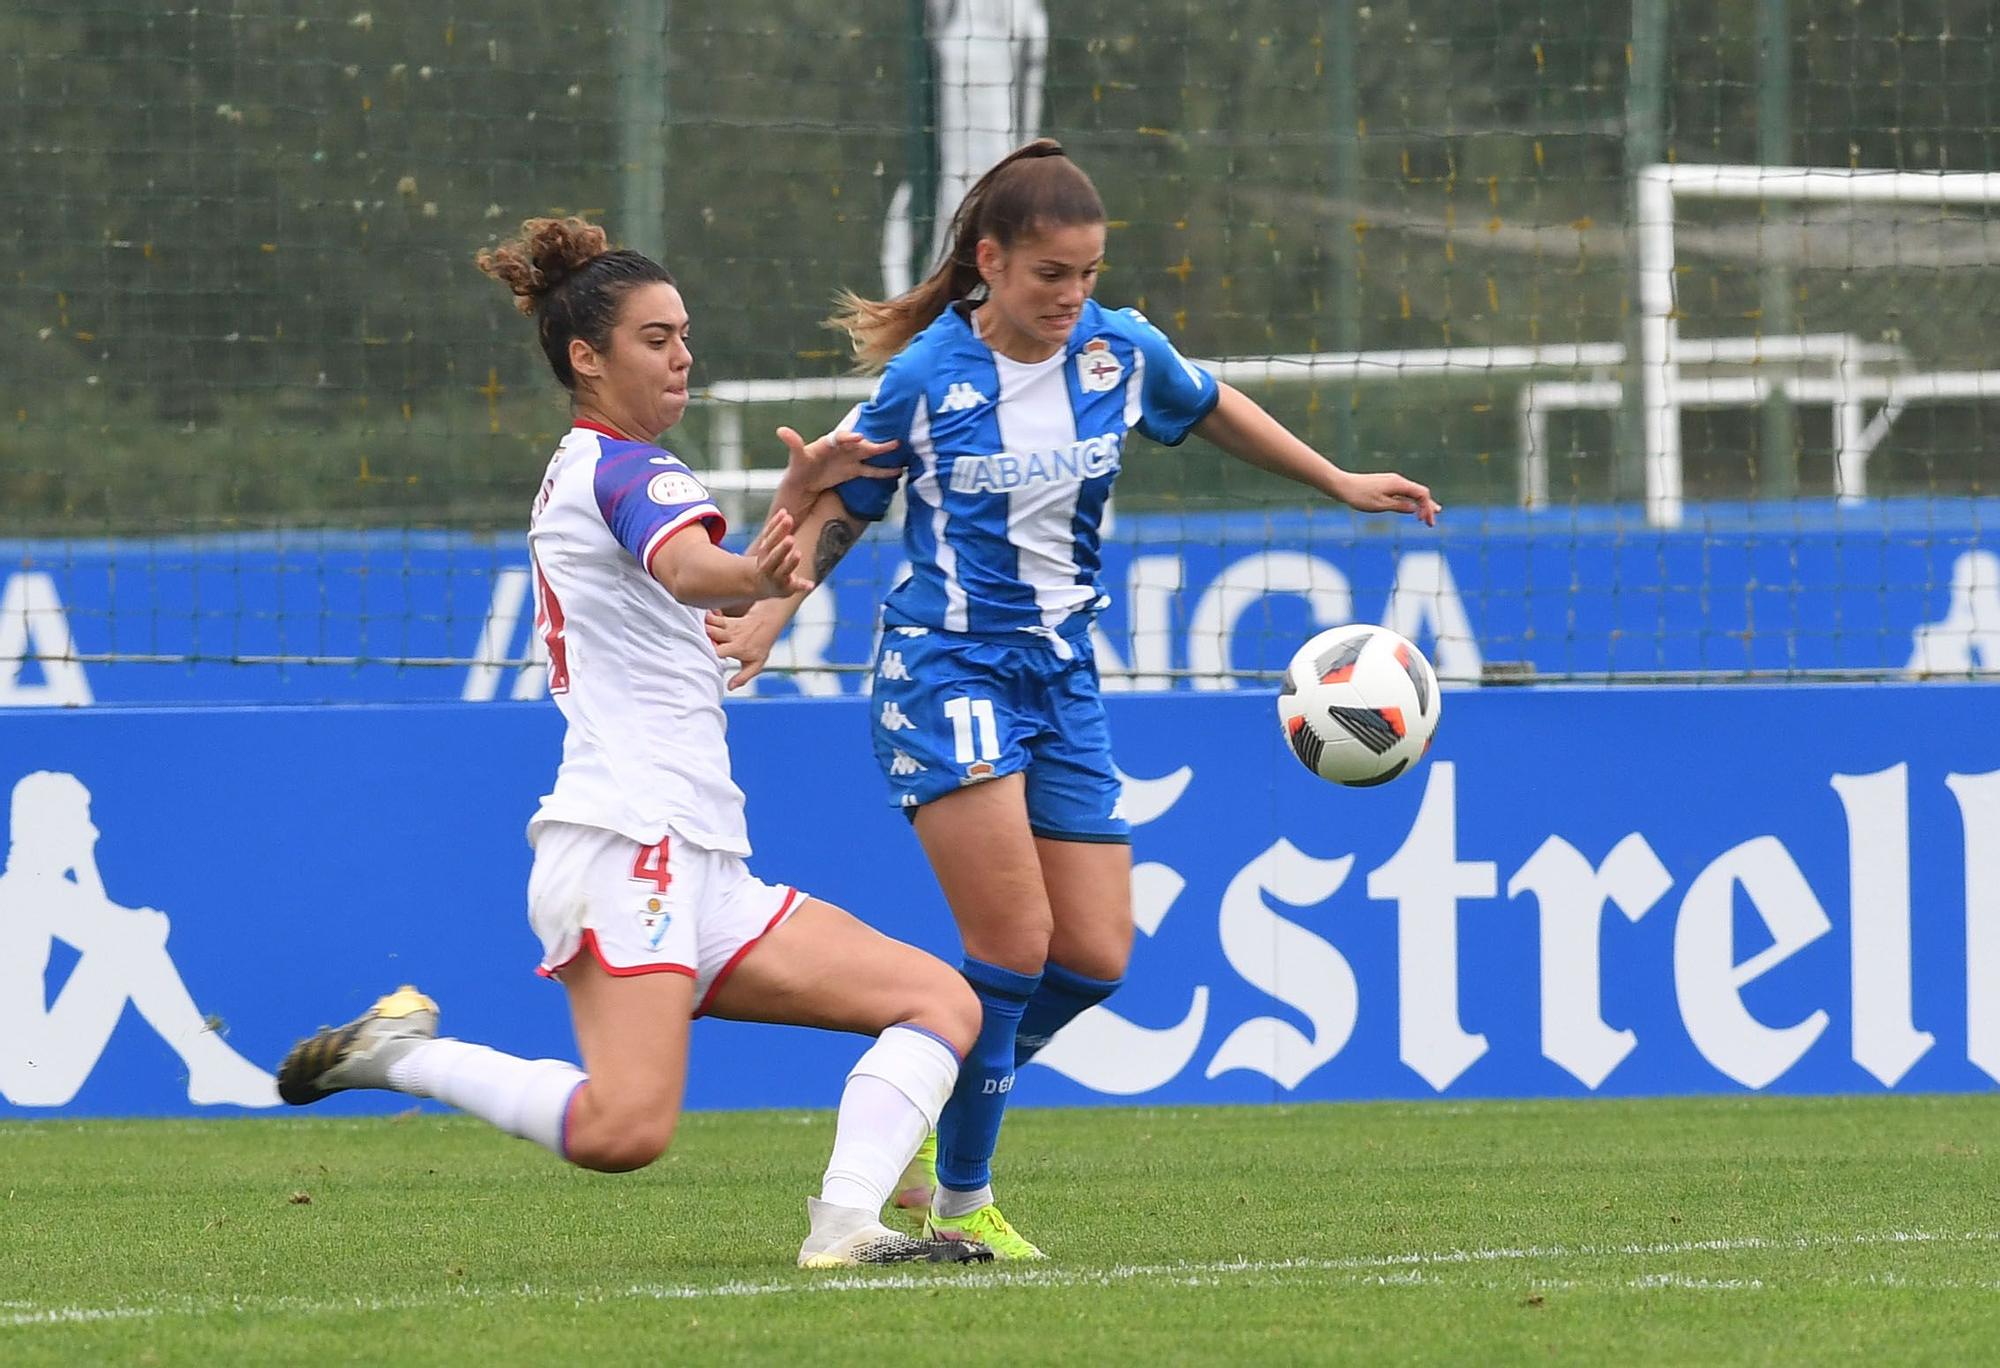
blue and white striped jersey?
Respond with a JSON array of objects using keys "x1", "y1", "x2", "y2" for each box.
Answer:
[{"x1": 836, "y1": 299, "x2": 1219, "y2": 636}]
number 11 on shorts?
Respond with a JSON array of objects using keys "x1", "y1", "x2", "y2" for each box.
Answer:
[{"x1": 943, "y1": 696, "x2": 1000, "y2": 764}]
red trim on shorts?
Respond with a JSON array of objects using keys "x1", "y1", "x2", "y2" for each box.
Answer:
[
  {"x1": 694, "y1": 887, "x2": 803, "y2": 1018},
  {"x1": 538, "y1": 927, "x2": 698, "y2": 982}
]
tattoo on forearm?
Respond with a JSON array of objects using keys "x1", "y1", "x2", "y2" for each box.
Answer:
[{"x1": 812, "y1": 517, "x2": 861, "y2": 582}]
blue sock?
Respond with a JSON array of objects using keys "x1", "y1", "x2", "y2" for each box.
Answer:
[
  {"x1": 1014, "y1": 962, "x2": 1123, "y2": 1066},
  {"x1": 935, "y1": 957, "x2": 1042, "y2": 1195}
]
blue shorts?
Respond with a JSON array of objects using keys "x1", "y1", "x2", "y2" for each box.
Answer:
[{"x1": 867, "y1": 622, "x2": 1130, "y2": 844}]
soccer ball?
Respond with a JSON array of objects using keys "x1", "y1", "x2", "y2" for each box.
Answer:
[{"x1": 1277, "y1": 624, "x2": 1441, "y2": 786}]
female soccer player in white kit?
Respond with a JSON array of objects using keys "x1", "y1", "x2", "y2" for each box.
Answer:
[
  {"x1": 711, "y1": 141, "x2": 1440, "y2": 1258},
  {"x1": 277, "y1": 217, "x2": 992, "y2": 1269}
]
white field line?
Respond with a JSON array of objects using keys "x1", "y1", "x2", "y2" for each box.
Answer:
[{"x1": 4, "y1": 1228, "x2": 1996, "y2": 1331}]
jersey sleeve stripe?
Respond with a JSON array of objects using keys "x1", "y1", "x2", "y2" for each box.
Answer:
[
  {"x1": 640, "y1": 503, "x2": 728, "y2": 567},
  {"x1": 1124, "y1": 344, "x2": 1146, "y2": 430}
]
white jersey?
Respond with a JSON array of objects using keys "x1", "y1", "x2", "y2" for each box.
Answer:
[{"x1": 524, "y1": 421, "x2": 748, "y2": 855}]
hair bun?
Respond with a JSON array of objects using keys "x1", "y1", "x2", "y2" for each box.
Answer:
[{"x1": 477, "y1": 216, "x2": 611, "y2": 315}]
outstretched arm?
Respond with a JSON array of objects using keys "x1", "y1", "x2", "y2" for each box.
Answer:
[
  {"x1": 1196, "y1": 382, "x2": 1441, "y2": 525},
  {"x1": 765, "y1": 425, "x2": 899, "y2": 526},
  {"x1": 650, "y1": 507, "x2": 814, "y2": 612},
  {"x1": 705, "y1": 490, "x2": 868, "y2": 689}
]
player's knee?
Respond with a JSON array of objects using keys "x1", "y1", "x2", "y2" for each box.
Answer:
[
  {"x1": 1058, "y1": 940, "x2": 1130, "y2": 983},
  {"x1": 889, "y1": 960, "x2": 982, "y2": 1058},
  {"x1": 962, "y1": 916, "x2": 1054, "y2": 977},
  {"x1": 928, "y1": 970, "x2": 983, "y2": 1058},
  {"x1": 567, "y1": 1104, "x2": 678, "y2": 1173}
]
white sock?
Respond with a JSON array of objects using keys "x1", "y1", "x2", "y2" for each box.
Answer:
[
  {"x1": 818, "y1": 1025, "x2": 959, "y2": 1215},
  {"x1": 387, "y1": 1039, "x2": 584, "y2": 1158},
  {"x1": 933, "y1": 1182, "x2": 994, "y2": 1220}
]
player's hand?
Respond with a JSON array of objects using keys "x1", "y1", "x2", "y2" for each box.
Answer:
[
  {"x1": 748, "y1": 508, "x2": 814, "y2": 601},
  {"x1": 706, "y1": 601, "x2": 787, "y2": 690},
  {"x1": 1334, "y1": 471, "x2": 1441, "y2": 527},
  {"x1": 778, "y1": 424, "x2": 900, "y2": 494}
]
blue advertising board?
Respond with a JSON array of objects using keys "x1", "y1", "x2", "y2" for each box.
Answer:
[
  {"x1": 5, "y1": 498, "x2": 1998, "y2": 707},
  {"x1": 2, "y1": 683, "x2": 1995, "y2": 1119}
]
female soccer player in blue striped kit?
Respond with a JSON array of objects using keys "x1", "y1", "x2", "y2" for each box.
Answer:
[
  {"x1": 711, "y1": 142, "x2": 1440, "y2": 1258},
  {"x1": 276, "y1": 217, "x2": 995, "y2": 1269}
]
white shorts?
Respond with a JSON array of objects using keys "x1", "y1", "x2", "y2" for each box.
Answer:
[{"x1": 528, "y1": 821, "x2": 803, "y2": 1017}]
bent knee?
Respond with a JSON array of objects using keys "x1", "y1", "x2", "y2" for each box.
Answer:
[
  {"x1": 892, "y1": 962, "x2": 983, "y2": 1059},
  {"x1": 565, "y1": 1103, "x2": 677, "y2": 1174},
  {"x1": 925, "y1": 972, "x2": 983, "y2": 1059},
  {"x1": 1055, "y1": 944, "x2": 1130, "y2": 983},
  {"x1": 961, "y1": 924, "x2": 1054, "y2": 977}
]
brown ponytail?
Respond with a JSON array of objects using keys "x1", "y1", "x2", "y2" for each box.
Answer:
[
  {"x1": 477, "y1": 217, "x2": 675, "y2": 392},
  {"x1": 828, "y1": 138, "x2": 1106, "y2": 369}
]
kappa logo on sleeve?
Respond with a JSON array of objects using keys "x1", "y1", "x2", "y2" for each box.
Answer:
[{"x1": 647, "y1": 471, "x2": 708, "y2": 506}]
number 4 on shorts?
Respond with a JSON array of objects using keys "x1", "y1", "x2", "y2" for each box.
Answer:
[{"x1": 630, "y1": 838, "x2": 672, "y2": 893}]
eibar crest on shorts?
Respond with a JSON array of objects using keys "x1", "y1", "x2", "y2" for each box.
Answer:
[
  {"x1": 1076, "y1": 337, "x2": 1123, "y2": 393},
  {"x1": 638, "y1": 896, "x2": 672, "y2": 949}
]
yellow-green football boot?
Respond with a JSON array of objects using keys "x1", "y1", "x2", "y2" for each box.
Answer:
[
  {"x1": 923, "y1": 1202, "x2": 1047, "y2": 1261},
  {"x1": 892, "y1": 1132, "x2": 937, "y2": 1212}
]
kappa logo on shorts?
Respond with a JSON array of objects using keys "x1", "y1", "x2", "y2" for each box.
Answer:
[
  {"x1": 890, "y1": 750, "x2": 926, "y2": 776},
  {"x1": 879, "y1": 701, "x2": 917, "y2": 732},
  {"x1": 878, "y1": 650, "x2": 912, "y2": 682},
  {"x1": 638, "y1": 896, "x2": 672, "y2": 950},
  {"x1": 893, "y1": 626, "x2": 930, "y2": 638}
]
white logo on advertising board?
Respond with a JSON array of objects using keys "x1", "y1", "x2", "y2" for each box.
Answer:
[{"x1": 0, "y1": 772, "x2": 277, "y2": 1108}]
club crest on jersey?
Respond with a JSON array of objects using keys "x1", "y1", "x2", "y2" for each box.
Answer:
[
  {"x1": 1077, "y1": 337, "x2": 1124, "y2": 393},
  {"x1": 647, "y1": 470, "x2": 706, "y2": 506}
]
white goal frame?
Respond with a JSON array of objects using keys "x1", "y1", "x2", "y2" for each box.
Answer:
[{"x1": 1638, "y1": 163, "x2": 2000, "y2": 527}]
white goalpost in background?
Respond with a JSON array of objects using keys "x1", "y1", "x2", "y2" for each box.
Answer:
[
  {"x1": 695, "y1": 165, "x2": 2000, "y2": 532},
  {"x1": 1637, "y1": 164, "x2": 2000, "y2": 527}
]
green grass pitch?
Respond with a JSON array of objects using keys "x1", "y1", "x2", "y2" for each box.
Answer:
[{"x1": 3, "y1": 1096, "x2": 1996, "y2": 1365}]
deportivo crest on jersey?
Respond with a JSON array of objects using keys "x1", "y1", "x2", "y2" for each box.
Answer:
[
  {"x1": 1077, "y1": 337, "x2": 1124, "y2": 392},
  {"x1": 938, "y1": 381, "x2": 990, "y2": 412}
]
